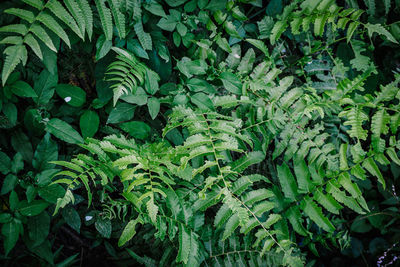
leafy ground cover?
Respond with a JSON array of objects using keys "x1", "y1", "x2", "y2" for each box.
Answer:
[{"x1": 1, "y1": 0, "x2": 400, "y2": 266}]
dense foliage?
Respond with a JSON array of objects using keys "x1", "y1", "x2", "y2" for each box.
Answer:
[{"x1": 1, "y1": 0, "x2": 400, "y2": 266}]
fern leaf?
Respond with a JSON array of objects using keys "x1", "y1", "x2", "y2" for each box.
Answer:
[
  {"x1": 0, "y1": 24, "x2": 28, "y2": 35},
  {"x1": 222, "y1": 214, "x2": 240, "y2": 240},
  {"x1": 313, "y1": 14, "x2": 328, "y2": 37},
  {"x1": 5, "y1": 8, "x2": 35, "y2": 24},
  {"x1": 339, "y1": 106, "x2": 368, "y2": 140},
  {"x1": 338, "y1": 172, "x2": 362, "y2": 198},
  {"x1": 24, "y1": 34, "x2": 43, "y2": 60},
  {"x1": 293, "y1": 155, "x2": 314, "y2": 193},
  {"x1": 230, "y1": 151, "x2": 265, "y2": 173},
  {"x1": 30, "y1": 24, "x2": 57, "y2": 52},
  {"x1": 365, "y1": 23, "x2": 398, "y2": 44},
  {"x1": 77, "y1": 0, "x2": 93, "y2": 40},
  {"x1": 339, "y1": 143, "x2": 348, "y2": 170},
  {"x1": 277, "y1": 163, "x2": 298, "y2": 201},
  {"x1": 2, "y1": 45, "x2": 27, "y2": 86},
  {"x1": 214, "y1": 204, "x2": 232, "y2": 228},
  {"x1": 371, "y1": 109, "x2": 390, "y2": 153},
  {"x1": 95, "y1": 0, "x2": 113, "y2": 40},
  {"x1": 22, "y1": 0, "x2": 44, "y2": 9},
  {"x1": 285, "y1": 206, "x2": 308, "y2": 236},
  {"x1": 108, "y1": 0, "x2": 126, "y2": 39},
  {"x1": 0, "y1": 36, "x2": 22, "y2": 45},
  {"x1": 64, "y1": 0, "x2": 86, "y2": 38},
  {"x1": 36, "y1": 11, "x2": 71, "y2": 48},
  {"x1": 177, "y1": 224, "x2": 190, "y2": 264},
  {"x1": 362, "y1": 157, "x2": 385, "y2": 188},
  {"x1": 301, "y1": 197, "x2": 335, "y2": 232},
  {"x1": 134, "y1": 21, "x2": 152, "y2": 50},
  {"x1": 270, "y1": 21, "x2": 287, "y2": 45},
  {"x1": 346, "y1": 22, "x2": 360, "y2": 43},
  {"x1": 242, "y1": 189, "x2": 274, "y2": 206},
  {"x1": 146, "y1": 197, "x2": 158, "y2": 223},
  {"x1": 313, "y1": 188, "x2": 342, "y2": 214},
  {"x1": 326, "y1": 181, "x2": 366, "y2": 214},
  {"x1": 46, "y1": 0, "x2": 84, "y2": 39},
  {"x1": 364, "y1": 0, "x2": 376, "y2": 16}
]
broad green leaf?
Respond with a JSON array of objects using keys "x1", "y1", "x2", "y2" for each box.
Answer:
[
  {"x1": 80, "y1": 110, "x2": 100, "y2": 138},
  {"x1": 33, "y1": 70, "x2": 58, "y2": 105},
  {"x1": 32, "y1": 133, "x2": 58, "y2": 171},
  {"x1": 95, "y1": 34, "x2": 112, "y2": 60},
  {"x1": 95, "y1": 218, "x2": 112, "y2": 238},
  {"x1": 147, "y1": 97, "x2": 160, "y2": 120},
  {"x1": 120, "y1": 121, "x2": 151, "y2": 140},
  {"x1": 62, "y1": 207, "x2": 81, "y2": 233},
  {"x1": 46, "y1": 118, "x2": 84, "y2": 144},
  {"x1": 18, "y1": 200, "x2": 49, "y2": 216},
  {"x1": 1, "y1": 220, "x2": 19, "y2": 255},
  {"x1": 190, "y1": 92, "x2": 214, "y2": 110},
  {"x1": 220, "y1": 72, "x2": 242, "y2": 94},
  {"x1": 55, "y1": 84, "x2": 86, "y2": 107},
  {"x1": 0, "y1": 151, "x2": 11, "y2": 175},
  {"x1": 11, "y1": 131, "x2": 33, "y2": 162},
  {"x1": 11, "y1": 81, "x2": 37, "y2": 97},
  {"x1": 107, "y1": 103, "x2": 135, "y2": 124},
  {"x1": 28, "y1": 212, "x2": 50, "y2": 246},
  {"x1": 38, "y1": 184, "x2": 66, "y2": 203},
  {"x1": 1, "y1": 174, "x2": 18, "y2": 195}
]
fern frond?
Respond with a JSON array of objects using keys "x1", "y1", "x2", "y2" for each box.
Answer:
[
  {"x1": 2, "y1": 45, "x2": 27, "y2": 86},
  {"x1": 95, "y1": 0, "x2": 113, "y2": 40},
  {"x1": 46, "y1": 0, "x2": 84, "y2": 39},
  {"x1": 108, "y1": 0, "x2": 126, "y2": 39}
]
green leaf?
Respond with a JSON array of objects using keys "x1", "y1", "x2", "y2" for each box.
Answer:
[
  {"x1": 1, "y1": 174, "x2": 18, "y2": 195},
  {"x1": 11, "y1": 81, "x2": 37, "y2": 97},
  {"x1": 32, "y1": 133, "x2": 58, "y2": 171},
  {"x1": 2, "y1": 45, "x2": 27, "y2": 86},
  {"x1": 165, "y1": 0, "x2": 188, "y2": 7},
  {"x1": 108, "y1": 0, "x2": 126, "y2": 39},
  {"x1": 95, "y1": 0, "x2": 113, "y2": 40},
  {"x1": 134, "y1": 22, "x2": 152, "y2": 50},
  {"x1": 277, "y1": 163, "x2": 298, "y2": 201},
  {"x1": 55, "y1": 84, "x2": 86, "y2": 107},
  {"x1": 120, "y1": 121, "x2": 151, "y2": 140},
  {"x1": 147, "y1": 97, "x2": 160, "y2": 120},
  {"x1": 362, "y1": 158, "x2": 385, "y2": 188},
  {"x1": 11, "y1": 131, "x2": 33, "y2": 162},
  {"x1": 339, "y1": 143, "x2": 348, "y2": 170},
  {"x1": 118, "y1": 219, "x2": 139, "y2": 246},
  {"x1": 302, "y1": 197, "x2": 335, "y2": 232},
  {"x1": 220, "y1": 72, "x2": 242, "y2": 94},
  {"x1": 144, "y1": 69, "x2": 160, "y2": 95},
  {"x1": 80, "y1": 110, "x2": 100, "y2": 138},
  {"x1": 0, "y1": 151, "x2": 12, "y2": 175},
  {"x1": 177, "y1": 224, "x2": 190, "y2": 264},
  {"x1": 95, "y1": 218, "x2": 112, "y2": 238},
  {"x1": 190, "y1": 92, "x2": 214, "y2": 110},
  {"x1": 18, "y1": 200, "x2": 49, "y2": 216},
  {"x1": 33, "y1": 70, "x2": 58, "y2": 105},
  {"x1": 62, "y1": 207, "x2": 81, "y2": 233},
  {"x1": 28, "y1": 212, "x2": 50, "y2": 246},
  {"x1": 1, "y1": 220, "x2": 19, "y2": 256},
  {"x1": 96, "y1": 34, "x2": 112, "y2": 60},
  {"x1": 38, "y1": 184, "x2": 66, "y2": 203},
  {"x1": 46, "y1": 118, "x2": 84, "y2": 144}
]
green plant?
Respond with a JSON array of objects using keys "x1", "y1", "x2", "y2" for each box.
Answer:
[{"x1": 1, "y1": 0, "x2": 400, "y2": 266}]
